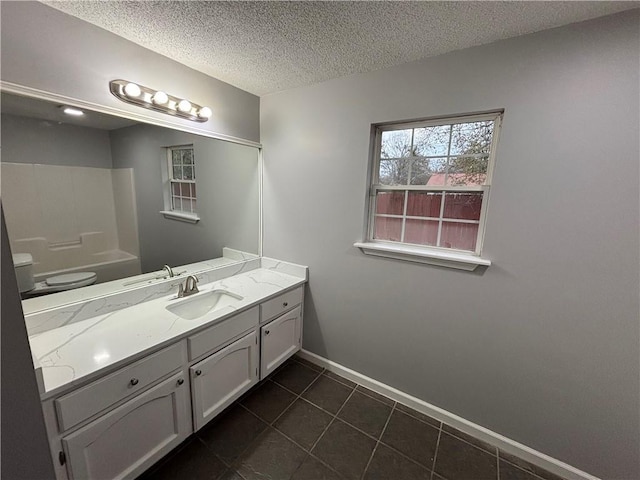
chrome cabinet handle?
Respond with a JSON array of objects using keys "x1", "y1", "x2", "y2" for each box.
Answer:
[
  {"x1": 195, "y1": 369, "x2": 202, "y2": 376},
  {"x1": 130, "y1": 378, "x2": 139, "y2": 386},
  {"x1": 177, "y1": 378, "x2": 184, "y2": 386}
]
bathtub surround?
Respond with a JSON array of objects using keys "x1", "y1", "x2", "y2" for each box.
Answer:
[
  {"x1": 1, "y1": 162, "x2": 141, "y2": 280},
  {"x1": 261, "y1": 11, "x2": 640, "y2": 480}
]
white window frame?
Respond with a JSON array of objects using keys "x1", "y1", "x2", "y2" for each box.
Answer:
[
  {"x1": 160, "y1": 144, "x2": 200, "y2": 223},
  {"x1": 355, "y1": 111, "x2": 503, "y2": 271}
]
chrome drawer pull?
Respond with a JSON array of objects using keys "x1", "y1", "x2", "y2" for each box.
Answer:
[
  {"x1": 195, "y1": 369, "x2": 202, "y2": 376},
  {"x1": 177, "y1": 378, "x2": 184, "y2": 386},
  {"x1": 129, "y1": 378, "x2": 139, "y2": 386},
  {"x1": 282, "y1": 302, "x2": 288, "y2": 307}
]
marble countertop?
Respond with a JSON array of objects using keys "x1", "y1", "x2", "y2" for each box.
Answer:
[{"x1": 29, "y1": 266, "x2": 306, "y2": 399}]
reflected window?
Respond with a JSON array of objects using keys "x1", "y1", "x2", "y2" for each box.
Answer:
[
  {"x1": 167, "y1": 145, "x2": 197, "y2": 214},
  {"x1": 368, "y1": 112, "x2": 502, "y2": 254}
]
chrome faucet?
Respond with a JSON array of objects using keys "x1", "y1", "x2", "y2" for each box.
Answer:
[
  {"x1": 178, "y1": 275, "x2": 199, "y2": 298},
  {"x1": 162, "y1": 265, "x2": 174, "y2": 278}
]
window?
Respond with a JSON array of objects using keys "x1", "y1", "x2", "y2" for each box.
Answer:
[
  {"x1": 160, "y1": 145, "x2": 200, "y2": 223},
  {"x1": 357, "y1": 111, "x2": 502, "y2": 270}
]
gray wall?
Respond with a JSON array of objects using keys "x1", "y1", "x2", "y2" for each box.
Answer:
[
  {"x1": 110, "y1": 124, "x2": 259, "y2": 273},
  {"x1": 0, "y1": 1, "x2": 260, "y2": 143},
  {"x1": 1, "y1": 208, "x2": 55, "y2": 480},
  {"x1": 261, "y1": 11, "x2": 639, "y2": 480},
  {"x1": 1, "y1": 113, "x2": 113, "y2": 168}
]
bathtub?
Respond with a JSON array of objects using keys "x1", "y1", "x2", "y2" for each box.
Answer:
[{"x1": 32, "y1": 249, "x2": 141, "y2": 285}]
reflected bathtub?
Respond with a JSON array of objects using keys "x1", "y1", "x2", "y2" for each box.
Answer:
[{"x1": 32, "y1": 250, "x2": 141, "y2": 285}]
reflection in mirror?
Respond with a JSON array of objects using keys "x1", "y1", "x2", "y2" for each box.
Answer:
[{"x1": 0, "y1": 92, "x2": 259, "y2": 308}]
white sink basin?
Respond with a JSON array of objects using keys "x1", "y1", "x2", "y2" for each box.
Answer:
[{"x1": 166, "y1": 290, "x2": 243, "y2": 320}]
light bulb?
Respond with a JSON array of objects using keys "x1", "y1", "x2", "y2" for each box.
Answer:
[
  {"x1": 177, "y1": 99, "x2": 192, "y2": 113},
  {"x1": 124, "y1": 82, "x2": 141, "y2": 98},
  {"x1": 152, "y1": 91, "x2": 169, "y2": 105},
  {"x1": 62, "y1": 106, "x2": 84, "y2": 116},
  {"x1": 198, "y1": 107, "x2": 212, "y2": 119}
]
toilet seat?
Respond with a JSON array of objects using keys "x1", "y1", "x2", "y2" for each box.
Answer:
[
  {"x1": 45, "y1": 272, "x2": 97, "y2": 287},
  {"x1": 22, "y1": 271, "x2": 98, "y2": 298}
]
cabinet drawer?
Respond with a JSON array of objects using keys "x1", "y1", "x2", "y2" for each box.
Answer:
[
  {"x1": 260, "y1": 286, "x2": 303, "y2": 323},
  {"x1": 188, "y1": 306, "x2": 258, "y2": 361},
  {"x1": 55, "y1": 342, "x2": 186, "y2": 432}
]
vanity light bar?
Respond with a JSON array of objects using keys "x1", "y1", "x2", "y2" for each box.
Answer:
[{"x1": 109, "y1": 79, "x2": 212, "y2": 123}]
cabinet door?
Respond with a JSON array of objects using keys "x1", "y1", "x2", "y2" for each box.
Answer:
[
  {"x1": 191, "y1": 331, "x2": 258, "y2": 431},
  {"x1": 62, "y1": 373, "x2": 191, "y2": 480},
  {"x1": 260, "y1": 305, "x2": 301, "y2": 380}
]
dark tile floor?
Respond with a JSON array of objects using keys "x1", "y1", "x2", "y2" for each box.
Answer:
[{"x1": 141, "y1": 355, "x2": 566, "y2": 480}]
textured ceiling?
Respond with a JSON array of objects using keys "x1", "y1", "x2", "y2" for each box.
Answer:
[{"x1": 43, "y1": 1, "x2": 637, "y2": 96}]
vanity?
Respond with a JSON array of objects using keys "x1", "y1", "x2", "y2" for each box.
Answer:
[{"x1": 27, "y1": 256, "x2": 308, "y2": 480}]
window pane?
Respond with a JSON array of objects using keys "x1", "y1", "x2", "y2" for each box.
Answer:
[
  {"x1": 379, "y1": 158, "x2": 408, "y2": 185},
  {"x1": 450, "y1": 121, "x2": 494, "y2": 155},
  {"x1": 191, "y1": 199, "x2": 197, "y2": 212},
  {"x1": 182, "y1": 149, "x2": 193, "y2": 164},
  {"x1": 414, "y1": 125, "x2": 450, "y2": 156},
  {"x1": 404, "y1": 219, "x2": 438, "y2": 246},
  {"x1": 190, "y1": 183, "x2": 196, "y2": 197},
  {"x1": 410, "y1": 157, "x2": 446, "y2": 185},
  {"x1": 172, "y1": 196, "x2": 182, "y2": 211},
  {"x1": 374, "y1": 216, "x2": 402, "y2": 242},
  {"x1": 172, "y1": 150, "x2": 182, "y2": 166},
  {"x1": 173, "y1": 166, "x2": 183, "y2": 180},
  {"x1": 180, "y1": 183, "x2": 191, "y2": 197},
  {"x1": 381, "y1": 129, "x2": 412, "y2": 159},
  {"x1": 406, "y1": 192, "x2": 442, "y2": 218},
  {"x1": 183, "y1": 165, "x2": 194, "y2": 180},
  {"x1": 446, "y1": 156, "x2": 488, "y2": 186},
  {"x1": 183, "y1": 199, "x2": 193, "y2": 212},
  {"x1": 172, "y1": 183, "x2": 180, "y2": 195},
  {"x1": 439, "y1": 222, "x2": 479, "y2": 251},
  {"x1": 376, "y1": 191, "x2": 405, "y2": 215},
  {"x1": 443, "y1": 192, "x2": 483, "y2": 221}
]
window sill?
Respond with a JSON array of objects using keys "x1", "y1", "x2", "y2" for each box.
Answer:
[
  {"x1": 353, "y1": 242, "x2": 491, "y2": 271},
  {"x1": 160, "y1": 210, "x2": 200, "y2": 224}
]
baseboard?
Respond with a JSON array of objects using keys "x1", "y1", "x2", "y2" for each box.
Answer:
[{"x1": 297, "y1": 349, "x2": 600, "y2": 480}]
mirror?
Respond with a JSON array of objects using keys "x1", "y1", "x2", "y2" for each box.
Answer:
[{"x1": 1, "y1": 91, "x2": 260, "y2": 309}]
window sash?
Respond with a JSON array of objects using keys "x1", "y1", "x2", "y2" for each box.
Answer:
[
  {"x1": 367, "y1": 112, "x2": 502, "y2": 256},
  {"x1": 167, "y1": 146, "x2": 196, "y2": 214}
]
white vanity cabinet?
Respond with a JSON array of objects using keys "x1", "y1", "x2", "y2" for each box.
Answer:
[
  {"x1": 41, "y1": 281, "x2": 306, "y2": 480},
  {"x1": 61, "y1": 372, "x2": 191, "y2": 480},
  {"x1": 190, "y1": 330, "x2": 259, "y2": 430}
]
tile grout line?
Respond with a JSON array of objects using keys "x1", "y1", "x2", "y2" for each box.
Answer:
[
  {"x1": 429, "y1": 423, "x2": 444, "y2": 480},
  {"x1": 276, "y1": 426, "x2": 347, "y2": 479},
  {"x1": 267, "y1": 367, "x2": 325, "y2": 426},
  {"x1": 359, "y1": 400, "x2": 397, "y2": 480},
  {"x1": 273, "y1": 371, "x2": 444, "y2": 475},
  {"x1": 308, "y1": 386, "x2": 358, "y2": 454},
  {"x1": 210, "y1": 364, "x2": 449, "y2": 480}
]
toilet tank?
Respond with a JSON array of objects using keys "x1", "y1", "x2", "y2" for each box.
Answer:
[{"x1": 13, "y1": 253, "x2": 35, "y2": 293}]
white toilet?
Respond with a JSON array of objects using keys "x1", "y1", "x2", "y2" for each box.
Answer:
[{"x1": 13, "y1": 253, "x2": 97, "y2": 297}]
